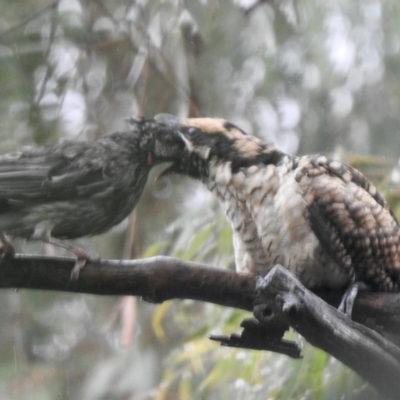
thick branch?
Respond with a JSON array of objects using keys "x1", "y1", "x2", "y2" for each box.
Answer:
[
  {"x1": 0, "y1": 254, "x2": 400, "y2": 334},
  {"x1": 255, "y1": 266, "x2": 400, "y2": 399},
  {"x1": 2, "y1": 254, "x2": 400, "y2": 397},
  {"x1": 0, "y1": 254, "x2": 257, "y2": 310}
]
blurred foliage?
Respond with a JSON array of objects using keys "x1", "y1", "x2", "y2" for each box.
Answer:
[{"x1": 0, "y1": 0, "x2": 399, "y2": 399}]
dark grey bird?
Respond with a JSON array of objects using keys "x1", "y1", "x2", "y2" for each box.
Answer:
[
  {"x1": 0, "y1": 119, "x2": 177, "y2": 279},
  {"x1": 148, "y1": 114, "x2": 400, "y2": 315}
]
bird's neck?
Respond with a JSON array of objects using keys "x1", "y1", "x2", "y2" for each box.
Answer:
[{"x1": 204, "y1": 153, "x2": 297, "y2": 201}]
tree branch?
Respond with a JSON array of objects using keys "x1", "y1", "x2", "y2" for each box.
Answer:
[
  {"x1": 1, "y1": 254, "x2": 400, "y2": 397},
  {"x1": 0, "y1": 254, "x2": 257, "y2": 309},
  {"x1": 1, "y1": 254, "x2": 399, "y2": 333},
  {"x1": 254, "y1": 265, "x2": 400, "y2": 399}
]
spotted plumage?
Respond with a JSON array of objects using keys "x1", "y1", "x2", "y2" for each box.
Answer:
[{"x1": 150, "y1": 114, "x2": 400, "y2": 296}]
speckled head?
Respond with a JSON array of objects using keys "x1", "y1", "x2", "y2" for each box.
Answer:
[{"x1": 150, "y1": 114, "x2": 283, "y2": 180}]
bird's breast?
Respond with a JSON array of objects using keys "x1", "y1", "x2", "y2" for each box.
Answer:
[{"x1": 206, "y1": 161, "x2": 349, "y2": 288}]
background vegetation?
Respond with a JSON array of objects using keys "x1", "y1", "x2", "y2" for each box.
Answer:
[{"x1": 0, "y1": 0, "x2": 398, "y2": 398}]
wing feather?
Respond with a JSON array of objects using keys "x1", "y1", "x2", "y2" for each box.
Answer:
[
  {"x1": 0, "y1": 142, "x2": 112, "y2": 206},
  {"x1": 296, "y1": 155, "x2": 400, "y2": 291}
]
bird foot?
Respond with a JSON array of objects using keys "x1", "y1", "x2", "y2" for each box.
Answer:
[
  {"x1": 69, "y1": 251, "x2": 101, "y2": 281},
  {"x1": 70, "y1": 257, "x2": 86, "y2": 281},
  {"x1": 338, "y1": 282, "x2": 360, "y2": 317},
  {"x1": 30, "y1": 229, "x2": 100, "y2": 280}
]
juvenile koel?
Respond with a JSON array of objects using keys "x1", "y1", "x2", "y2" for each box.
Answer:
[{"x1": 146, "y1": 114, "x2": 400, "y2": 314}]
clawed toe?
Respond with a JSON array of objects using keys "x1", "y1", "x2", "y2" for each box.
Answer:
[
  {"x1": 69, "y1": 253, "x2": 101, "y2": 281},
  {"x1": 338, "y1": 282, "x2": 360, "y2": 317},
  {"x1": 70, "y1": 257, "x2": 86, "y2": 281}
]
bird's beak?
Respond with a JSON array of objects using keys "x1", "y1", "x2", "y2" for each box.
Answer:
[
  {"x1": 151, "y1": 129, "x2": 185, "y2": 163},
  {"x1": 154, "y1": 113, "x2": 181, "y2": 126},
  {"x1": 152, "y1": 133, "x2": 185, "y2": 180},
  {"x1": 154, "y1": 164, "x2": 177, "y2": 181},
  {"x1": 147, "y1": 115, "x2": 186, "y2": 179},
  {"x1": 132, "y1": 114, "x2": 186, "y2": 177}
]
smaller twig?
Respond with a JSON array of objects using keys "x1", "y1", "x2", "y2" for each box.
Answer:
[
  {"x1": 209, "y1": 318, "x2": 301, "y2": 358},
  {"x1": 0, "y1": 1, "x2": 58, "y2": 39},
  {"x1": 36, "y1": 2, "x2": 58, "y2": 104}
]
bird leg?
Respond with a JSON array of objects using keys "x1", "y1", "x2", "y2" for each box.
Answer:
[
  {"x1": 338, "y1": 282, "x2": 360, "y2": 317},
  {"x1": 45, "y1": 237, "x2": 100, "y2": 281},
  {"x1": 31, "y1": 227, "x2": 100, "y2": 280},
  {"x1": 69, "y1": 256, "x2": 88, "y2": 281}
]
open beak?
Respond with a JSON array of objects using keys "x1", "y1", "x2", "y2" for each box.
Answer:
[
  {"x1": 131, "y1": 114, "x2": 186, "y2": 178},
  {"x1": 154, "y1": 164, "x2": 177, "y2": 181},
  {"x1": 142, "y1": 114, "x2": 186, "y2": 179}
]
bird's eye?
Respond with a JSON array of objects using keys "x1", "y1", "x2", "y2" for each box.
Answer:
[{"x1": 186, "y1": 127, "x2": 199, "y2": 138}]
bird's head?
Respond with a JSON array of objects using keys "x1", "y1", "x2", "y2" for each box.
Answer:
[{"x1": 148, "y1": 114, "x2": 284, "y2": 180}]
